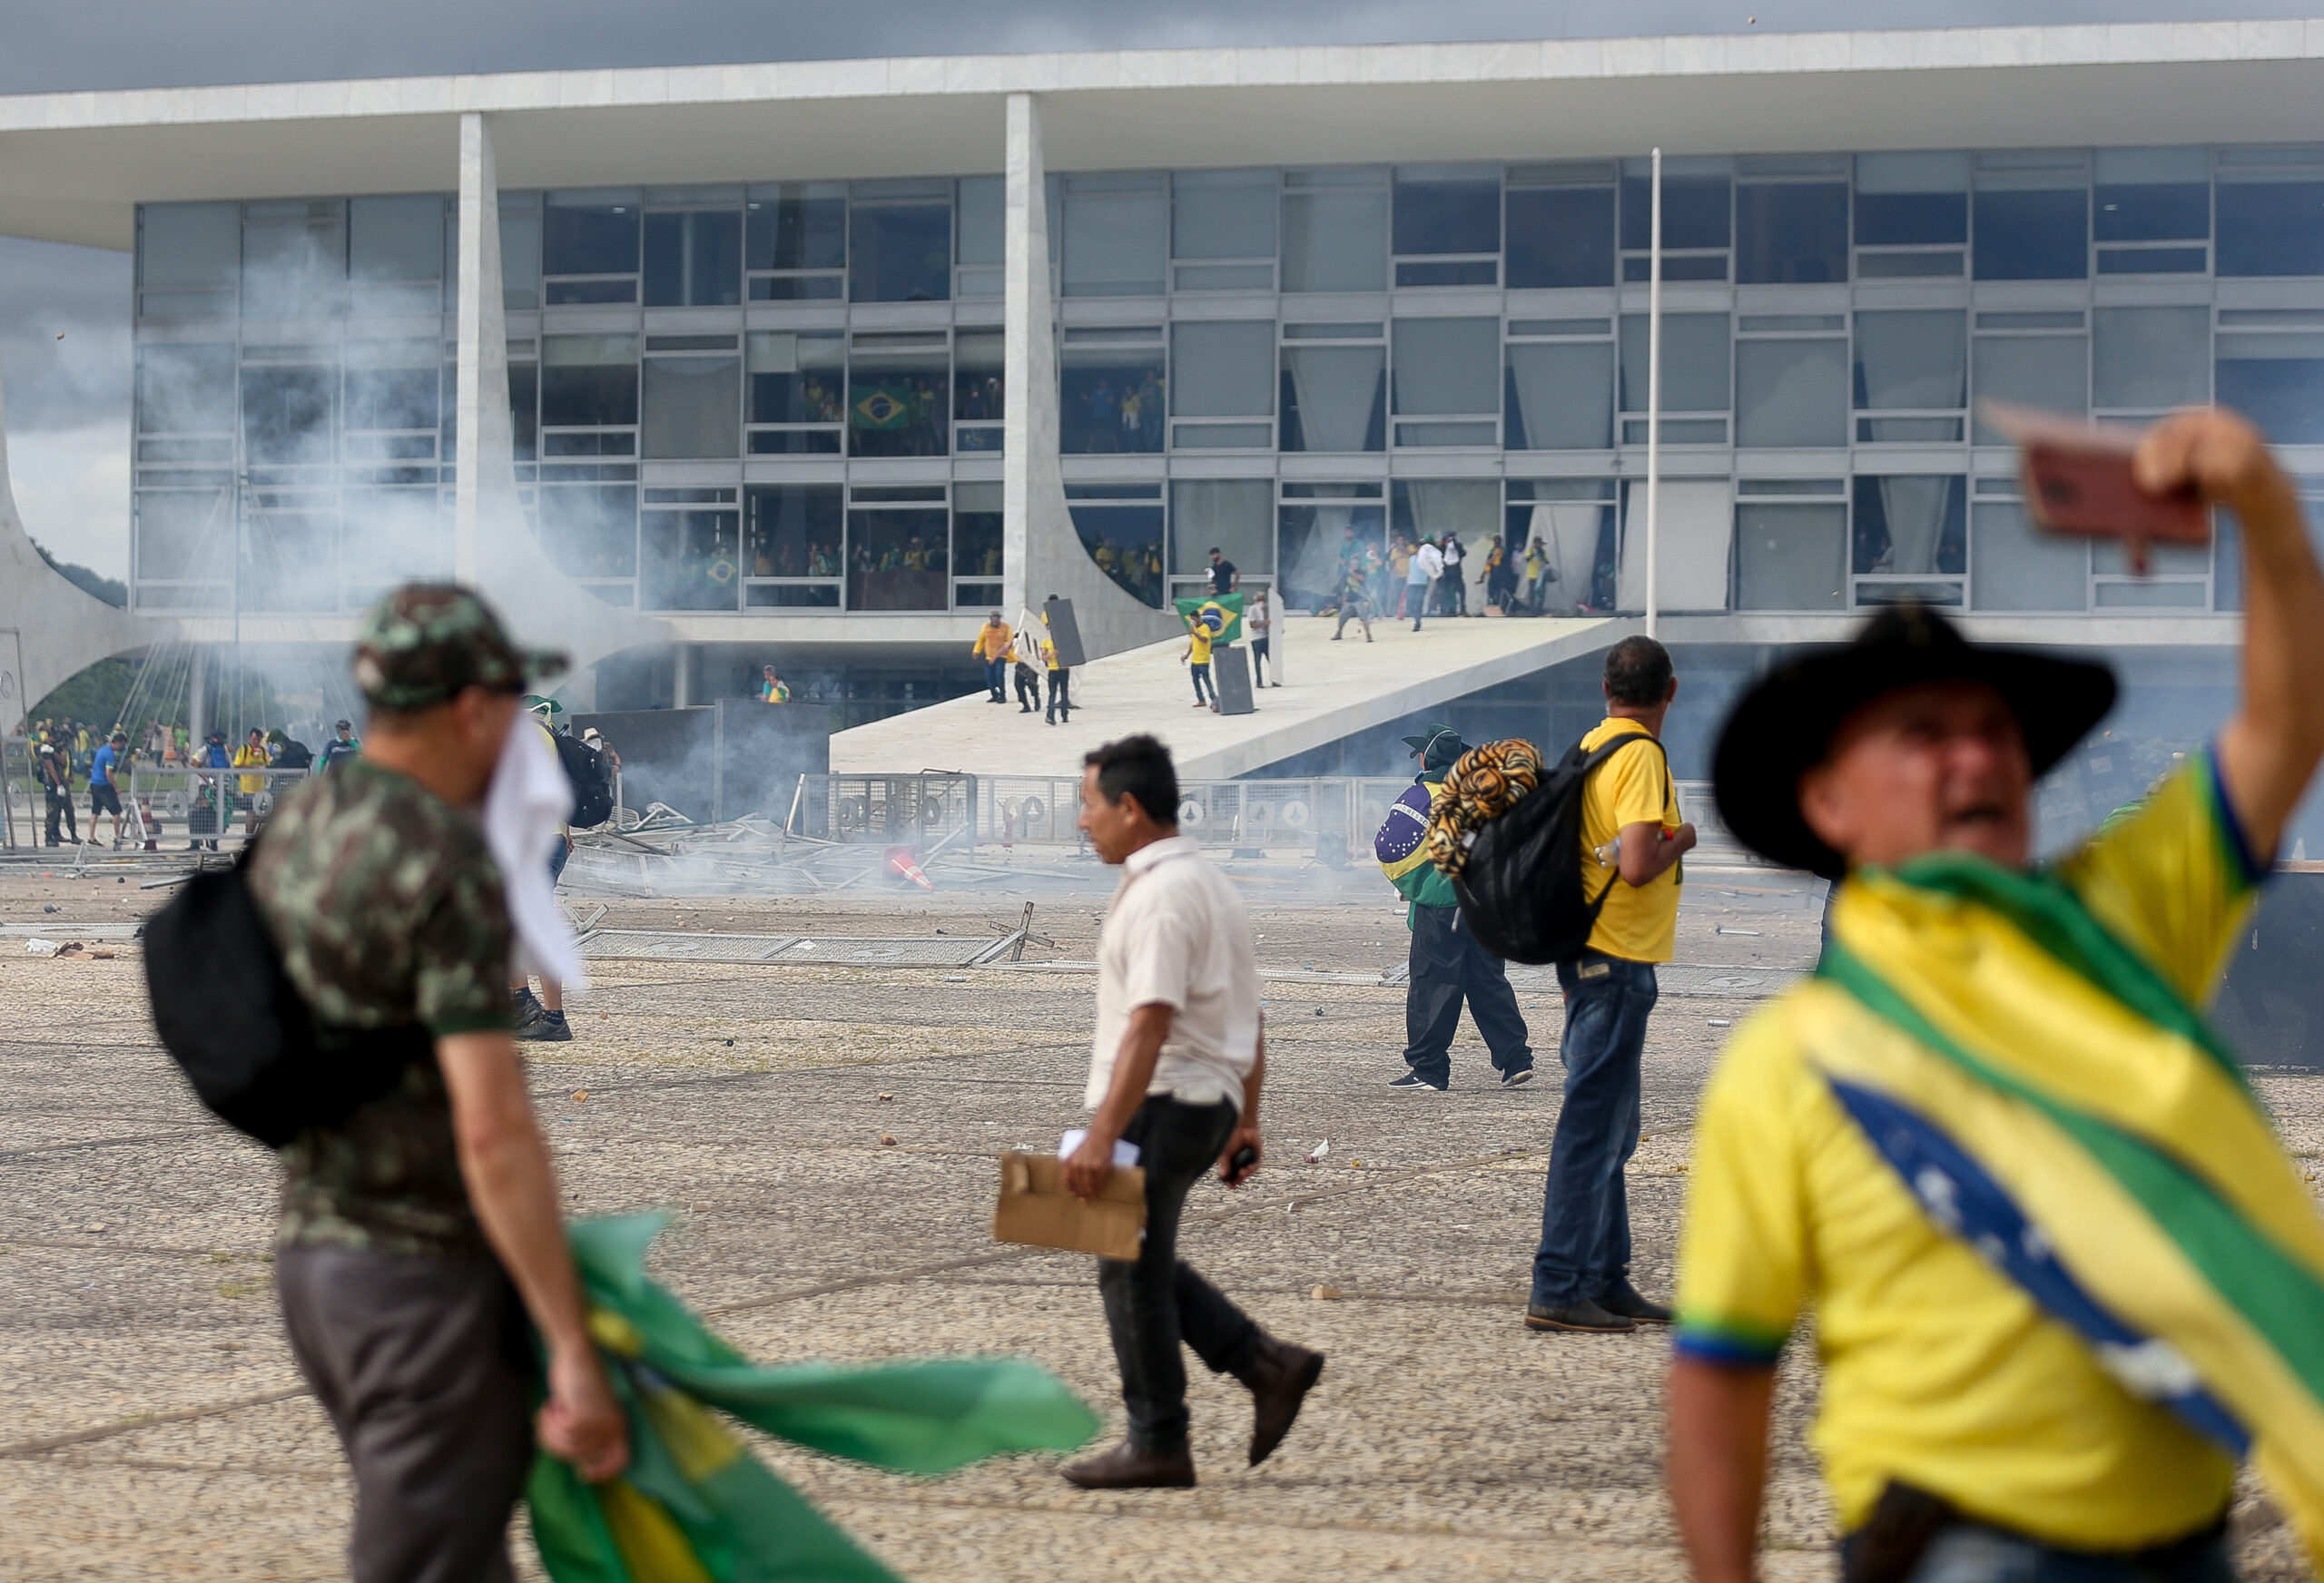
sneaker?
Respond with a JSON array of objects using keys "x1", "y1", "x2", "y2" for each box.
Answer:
[
  {"x1": 1500, "y1": 1067, "x2": 1536, "y2": 1089},
  {"x1": 1597, "y1": 1282, "x2": 1674, "y2": 1324},
  {"x1": 517, "y1": 1009, "x2": 572, "y2": 1043},
  {"x1": 1386, "y1": 1071, "x2": 1444, "y2": 1091},
  {"x1": 1523, "y1": 1299, "x2": 1635, "y2": 1334},
  {"x1": 511, "y1": 986, "x2": 545, "y2": 1027}
]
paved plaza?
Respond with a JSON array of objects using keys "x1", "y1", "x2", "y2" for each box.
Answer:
[{"x1": 0, "y1": 864, "x2": 2311, "y2": 1581}]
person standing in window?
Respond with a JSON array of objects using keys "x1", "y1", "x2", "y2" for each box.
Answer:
[
  {"x1": 1206, "y1": 547, "x2": 1238, "y2": 596},
  {"x1": 1438, "y1": 533, "x2": 1468, "y2": 617}
]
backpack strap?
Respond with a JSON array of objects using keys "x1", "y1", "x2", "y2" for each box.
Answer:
[{"x1": 1577, "y1": 729, "x2": 1674, "y2": 909}]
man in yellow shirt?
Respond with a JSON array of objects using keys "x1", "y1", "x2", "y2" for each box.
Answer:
[
  {"x1": 971, "y1": 612, "x2": 1013, "y2": 703},
  {"x1": 1184, "y1": 608, "x2": 1219, "y2": 711},
  {"x1": 1526, "y1": 635, "x2": 1695, "y2": 1333},
  {"x1": 231, "y1": 726, "x2": 271, "y2": 835},
  {"x1": 1671, "y1": 410, "x2": 2324, "y2": 1583}
]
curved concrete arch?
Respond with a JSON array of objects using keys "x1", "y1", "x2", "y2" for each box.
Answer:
[{"x1": 0, "y1": 336, "x2": 136, "y2": 729}]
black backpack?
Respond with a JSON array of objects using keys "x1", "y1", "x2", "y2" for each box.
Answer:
[
  {"x1": 552, "y1": 732, "x2": 615, "y2": 829},
  {"x1": 272, "y1": 739, "x2": 313, "y2": 772},
  {"x1": 143, "y1": 855, "x2": 431, "y2": 1147},
  {"x1": 1451, "y1": 731, "x2": 1670, "y2": 965}
]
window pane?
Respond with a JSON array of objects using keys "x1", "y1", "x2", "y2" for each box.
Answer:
[
  {"x1": 1171, "y1": 479, "x2": 1274, "y2": 575},
  {"x1": 1282, "y1": 192, "x2": 1386, "y2": 292},
  {"x1": 1972, "y1": 336, "x2": 2087, "y2": 441},
  {"x1": 540, "y1": 335, "x2": 640, "y2": 428},
  {"x1": 1854, "y1": 152, "x2": 1968, "y2": 245},
  {"x1": 341, "y1": 489, "x2": 448, "y2": 586},
  {"x1": 1735, "y1": 503, "x2": 1846, "y2": 609},
  {"x1": 850, "y1": 351, "x2": 950, "y2": 457},
  {"x1": 1973, "y1": 189, "x2": 2088, "y2": 280},
  {"x1": 345, "y1": 344, "x2": 440, "y2": 431},
  {"x1": 2093, "y1": 182, "x2": 2209, "y2": 242},
  {"x1": 543, "y1": 197, "x2": 639, "y2": 276},
  {"x1": 953, "y1": 332, "x2": 1004, "y2": 423},
  {"x1": 241, "y1": 366, "x2": 335, "y2": 463},
  {"x1": 1061, "y1": 348, "x2": 1164, "y2": 454},
  {"x1": 954, "y1": 482, "x2": 1004, "y2": 580},
  {"x1": 538, "y1": 485, "x2": 637, "y2": 578},
  {"x1": 640, "y1": 357, "x2": 739, "y2": 458},
  {"x1": 1736, "y1": 339, "x2": 1847, "y2": 447},
  {"x1": 850, "y1": 204, "x2": 951, "y2": 302},
  {"x1": 242, "y1": 204, "x2": 344, "y2": 320},
  {"x1": 1855, "y1": 476, "x2": 1965, "y2": 575},
  {"x1": 1393, "y1": 164, "x2": 1500, "y2": 255},
  {"x1": 1070, "y1": 506, "x2": 1165, "y2": 606},
  {"x1": 136, "y1": 491, "x2": 229, "y2": 581},
  {"x1": 644, "y1": 211, "x2": 741, "y2": 308},
  {"x1": 746, "y1": 331, "x2": 844, "y2": 425},
  {"x1": 2218, "y1": 181, "x2": 2324, "y2": 276},
  {"x1": 499, "y1": 210, "x2": 541, "y2": 310},
  {"x1": 1393, "y1": 479, "x2": 1499, "y2": 562},
  {"x1": 1281, "y1": 346, "x2": 1384, "y2": 451},
  {"x1": 955, "y1": 176, "x2": 1003, "y2": 268},
  {"x1": 1620, "y1": 313, "x2": 1731, "y2": 412},
  {"x1": 1620, "y1": 172, "x2": 1729, "y2": 251},
  {"x1": 1855, "y1": 310, "x2": 1966, "y2": 409},
  {"x1": 1736, "y1": 183, "x2": 1847, "y2": 283},
  {"x1": 742, "y1": 485, "x2": 842, "y2": 578},
  {"x1": 847, "y1": 509, "x2": 948, "y2": 609},
  {"x1": 1973, "y1": 499, "x2": 2086, "y2": 609},
  {"x1": 1505, "y1": 185, "x2": 1613, "y2": 288},
  {"x1": 1393, "y1": 318, "x2": 1499, "y2": 415},
  {"x1": 746, "y1": 182, "x2": 846, "y2": 270},
  {"x1": 1506, "y1": 342, "x2": 1613, "y2": 450},
  {"x1": 2217, "y1": 332, "x2": 2324, "y2": 444},
  {"x1": 1175, "y1": 171, "x2": 1276, "y2": 261},
  {"x1": 643, "y1": 510, "x2": 742, "y2": 611},
  {"x1": 1062, "y1": 191, "x2": 1167, "y2": 297},
  {"x1": 241, "y1": 513, "x2": 337, "y2": 612},
  {"x1": 140, "y1": 203, "x2": 241, "y2": 289},
  {"x1": 508, "y1": 364, "x2": 537, "y2": 461},
  {"x1": 1170, "y1": 321, "x2": 1275, "y2": 417},
  {"x1": 2093, "y1": 307, "x2": 2209, "y2": 409},
  {"x1": 138, "y1": 344, "x2": 238, "y2": 432},
  {"x1": 349, "y1": 195, "x2": 443, "y2": 282}
]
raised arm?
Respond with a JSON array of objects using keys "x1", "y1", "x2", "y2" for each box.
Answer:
[{"x1": 2137, "y1": 409, "x2": 2324, "y2": 860}]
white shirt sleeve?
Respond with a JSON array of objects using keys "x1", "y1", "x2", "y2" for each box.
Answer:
[{"x1": 1114, "y1": 899, "x2": 1195, "y2": 1014}]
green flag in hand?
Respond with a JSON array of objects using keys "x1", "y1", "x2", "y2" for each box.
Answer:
[{"x1": 528, "y1": 1214, "x2": 1098, "y2": 1583}]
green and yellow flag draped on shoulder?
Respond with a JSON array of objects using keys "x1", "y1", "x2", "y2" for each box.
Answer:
[
  {"x1": 1680, "y1": 753, "x2": 2324, "y2": 1559},
  {"x1": 529, "y1": 1215, "x2": 1098, "y2": 1583}
]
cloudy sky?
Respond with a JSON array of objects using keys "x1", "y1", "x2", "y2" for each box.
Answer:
[{"x1": 2, "y1": 0, "x2": 2312, "y2": 576}]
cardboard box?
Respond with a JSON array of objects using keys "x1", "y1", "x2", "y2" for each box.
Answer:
[{"x1": 993, "y1": 1150, "x2": 1146, "y2": 1261}]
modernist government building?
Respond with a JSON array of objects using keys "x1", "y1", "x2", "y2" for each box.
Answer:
[{"x1": 2, "y1": 24, "x2": 2321, "y2": 789}]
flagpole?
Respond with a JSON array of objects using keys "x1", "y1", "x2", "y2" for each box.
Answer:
[{"x1": 1646, "y1": 146, "x2": 1663, "y2": 642}]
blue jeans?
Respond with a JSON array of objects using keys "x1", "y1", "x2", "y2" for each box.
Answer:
[
  {"x1": 1531, "y1": 951, "x2": 1658, "y2": 1307},
  {"x1": 1872, "y1": 1519, "x2": 2233, "y2": 1583},
  {"x1": 983, "y1": 656, "x2": 1007, "y2": 699},
  {"x1": 1191, "y1": 663, "x2": 1213, "y2": 704}
]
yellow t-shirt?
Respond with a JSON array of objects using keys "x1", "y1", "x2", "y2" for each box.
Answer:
[
  {"x1": 232, "y1": 744, "x2": 269, "y2": 795},
  {"x1": 972, "y1": 623, "x2": 1013, "y2": 661},
  {"x1": 1040, "y1": 637, "x2": 1061, "y2": 672},
  {"x1": 1577, "y1": 718, "x2": 1681, "y2": 962},
  {"x1": 1187, "y1": 629, "x2": 1214, "y2": 665},
  {"x1": 1676, "y1": 758, "x2": 2256, "y2": 1549}
]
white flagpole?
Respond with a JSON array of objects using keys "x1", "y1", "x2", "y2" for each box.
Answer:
[{"x1": 1646, "y1": 146, "x2": 1663, "y2": 641}]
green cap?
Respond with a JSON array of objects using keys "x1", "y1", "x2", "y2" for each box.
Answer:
[{"x1": 351, "y1": 584, "x2": 568, "y2": 712}]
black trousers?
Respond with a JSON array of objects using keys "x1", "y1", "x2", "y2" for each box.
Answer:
[
  {"x1": 1098, "y1": 1096, "x2": 1264, "y2": 1449},
  {"x1": 1402, "y1": 903, "x2": 1533, "y2": 1086},
  {"x1": 1014, "y1": 666, "x2": 1041, "y2": 709},
  {"x1": 277, "y1": 1245, "x2": 535, "y2": 1583},
  {"x1": 44, "y1": 785, "x2": 75, "y2": 844},
  {"x1": 1046, "y1": 668, "x2": 1071, "y2": 721}
]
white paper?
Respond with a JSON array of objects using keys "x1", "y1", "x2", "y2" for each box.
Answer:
[
  {"x1": 1059, "y1": 1128, "x2": 1141, "y2": 1167},
  {"x1": 483, "y1": 713, "x2": 586, "y2": 990}
]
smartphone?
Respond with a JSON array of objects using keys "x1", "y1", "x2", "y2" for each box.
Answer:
[
  {"x1": 1980, "y1": 400, "x2": 2209, "y2": 575},
  {"x1": 1226, "y1": 1144, "x2": 1258, "y2": 1185}
]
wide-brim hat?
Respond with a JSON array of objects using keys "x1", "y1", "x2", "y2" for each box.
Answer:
[{"x1": 1712, "y1": 603, "x2": 2116, "y2": 879}]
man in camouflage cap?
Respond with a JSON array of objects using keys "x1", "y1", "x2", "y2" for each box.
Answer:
[{"x1": 248, "y1": 585, "x2": 623, "y2": 1582}]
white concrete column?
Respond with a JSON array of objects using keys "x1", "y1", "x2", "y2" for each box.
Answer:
[
  {"x1": 187, "y1": 651, "x2": 208, "y2": 741},
  {"x1": 672, "y1": 644, "x2": 694, "y2": 709},
  {"x1": 453, "y1": 111, "x2": 507, "y2": 587},
  {"x1": 1000, "y1": 93, "x2": 1178, "y2": 662}
]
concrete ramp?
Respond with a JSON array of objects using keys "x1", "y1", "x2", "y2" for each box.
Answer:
[{"x1": 831, "y1": 614, "x2": 1625, "y2": 781}]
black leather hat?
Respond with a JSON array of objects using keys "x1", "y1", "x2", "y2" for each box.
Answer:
[{"x1": 1711, "y1": 603, "x2": 2116, "y2": 879}]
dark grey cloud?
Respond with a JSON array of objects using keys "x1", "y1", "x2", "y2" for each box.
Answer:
[{"x1": 0, "y1": 0, "x2": 2318, "y2": 93}]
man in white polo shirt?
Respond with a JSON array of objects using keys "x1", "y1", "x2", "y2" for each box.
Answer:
[{"x1": 1061, "y1": 733, "x2": 1326, "y2": 1490}]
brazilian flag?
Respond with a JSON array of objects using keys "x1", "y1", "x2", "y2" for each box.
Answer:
[
  {"x1": 852, "y1": 387, "x2": 918, "y2": 430},
  {"x1": 528, "y1": 1214, "x2": 1098, "y2": 1583},
  {"x1": 1171, "y1": 592, "x2": 1243, "y2": 645}
]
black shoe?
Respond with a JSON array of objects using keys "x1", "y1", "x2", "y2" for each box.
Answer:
[
  {"x1": 1387, "y1": 1070, "x2": 1444, "y2": 1091},
  {"x1": 1059, "y1": 1440, "x2": 1196, "y2": 1490},
  {"x1": 1243, "y1": 1336, "x2": 1324, "y2": 1467},
  {"x1": 1524, "y1": 1299, "x2": 1636, "y2": 1333},
  {"x1": 517, "y1": 1009, "x2": 573, "y2": 1043},
  {"x1": 512, "y1": 986, "x2": 545, "y2": 1024},
  {"x1": 1500, "y1": 1067, "x2": 1536, "y2": 1089},
  {"x1": 1597, "y1": 1282, "x2": 1673, "y2": 1324}
]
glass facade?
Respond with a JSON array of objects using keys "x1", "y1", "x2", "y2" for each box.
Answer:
[{"x1": 131, "y1": 146, "x2": 2324, "y2": 618}]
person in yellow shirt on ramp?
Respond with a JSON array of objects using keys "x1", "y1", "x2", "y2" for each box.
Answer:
[
  {"x1": 1669, "y1": 409, "x2": 2324, "y2": 1583},
  {"x1": 1183, "y1": 606, "x2": 1222, "y2": 711},
  {"x1": 971, "y1": 612, "x2": 1014, "y2": 703}
]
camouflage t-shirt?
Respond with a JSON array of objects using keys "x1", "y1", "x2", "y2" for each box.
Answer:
[{"x1": 246, "y1": 757, "x2": 514, "y2": 1257}]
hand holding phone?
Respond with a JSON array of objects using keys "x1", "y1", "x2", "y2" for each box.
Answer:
[{"x1": 1981, "y1": 401, "x2": 2210, "y2": 576}]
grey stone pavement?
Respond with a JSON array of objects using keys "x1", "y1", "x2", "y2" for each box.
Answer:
[{"x1": 0, "y1": 860, "x2": 2309, "y2": 1581}]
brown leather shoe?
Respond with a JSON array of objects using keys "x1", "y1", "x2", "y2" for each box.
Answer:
[
  {"x1": 1059, "y1": 1440, "x2": 1196, "y2": 1490},
  {"x1": 1244, "y1": 1336, "x2": 1325, "y2": 1467}
]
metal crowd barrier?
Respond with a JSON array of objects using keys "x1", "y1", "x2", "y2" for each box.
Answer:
[{"x1": 122, "y1": 764, "x2": 314, "y2": 849}]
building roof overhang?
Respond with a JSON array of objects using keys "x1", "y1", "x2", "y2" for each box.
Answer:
[{"x1": 5, "y1": 23, "x2": 2324, "y2": 250}]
